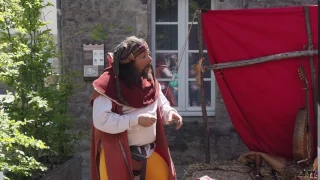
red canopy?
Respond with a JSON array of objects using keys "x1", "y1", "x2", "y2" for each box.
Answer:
[{"x1": 202, "y1": 6, "x2": 318, "y2": 159}]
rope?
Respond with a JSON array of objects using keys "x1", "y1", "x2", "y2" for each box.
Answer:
[{"x1": 159, "y1": 9, "x2": 200, "y2": 110}]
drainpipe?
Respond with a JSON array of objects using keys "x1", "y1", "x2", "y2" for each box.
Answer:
[
  {"x1": 56, "y1": 0, "x2": 64, "y2": 76},
  {"x1": 147, "y1": 0, "x2": 152, "y2": 49}
]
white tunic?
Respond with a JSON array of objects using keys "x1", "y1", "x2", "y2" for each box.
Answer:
[{"x1": 92, "y1": 88, "x2": 176, "y2": 157}]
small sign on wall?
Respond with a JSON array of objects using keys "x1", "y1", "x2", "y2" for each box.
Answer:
[
  {"x1": 83, "y1": 44, "x2": 105, "y2": 81},
  {"x1": 84, "y1": 65, "x2": 98, "y2": 77},
  {"x1": 93, "y1": 50, "x2": 104, "y2": 66}
]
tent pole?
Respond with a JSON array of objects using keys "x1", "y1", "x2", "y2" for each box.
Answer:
[
  {"x1": 197, "y1": 9, "x2": 210, "y2": 164},
  {"x1": 204, "y1": 50, "x2": 317, "y2": 70},
  {"x1": 303, "y1": 6, "x2": 317, "y2": 144}
]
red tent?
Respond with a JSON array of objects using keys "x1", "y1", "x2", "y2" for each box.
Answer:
[{"x1": 201, "y1": 6, "x2": 318, "y2": 160}]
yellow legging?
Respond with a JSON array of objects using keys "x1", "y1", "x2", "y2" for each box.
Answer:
[{"x1": 99, "y1": 147, "x2": 169, "y2": 180}]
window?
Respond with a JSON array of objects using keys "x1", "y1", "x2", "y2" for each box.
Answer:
[{"x1": 151, "y1": 0, "x2": 216, "y2": 116}]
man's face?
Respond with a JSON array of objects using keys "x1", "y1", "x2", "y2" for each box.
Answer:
[{"x1": 134, "y1": 45, "x2": 152, "y2": 75}]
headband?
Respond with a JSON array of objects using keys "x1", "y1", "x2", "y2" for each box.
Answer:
[{"x1": 120, "y1": 42, "x2": 149, "y2": 64}]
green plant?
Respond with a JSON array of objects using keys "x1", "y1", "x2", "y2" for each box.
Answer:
[
  {"x1": 0, "y1": 0, "x2": 82, "y2": 179},
  {"x1": 91, "y1": 24, "x2": 108, "y2": 41},
  {"x1": 126, "y1": 25, "x2": 133, "y2": 33},
  {"x1": 0, "y1": 97, "x2": 48, "y2": 180}
]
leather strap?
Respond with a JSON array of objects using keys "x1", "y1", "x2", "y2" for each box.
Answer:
[
  {"x1": 131, "y1": 158, "x2": 147, "y2": 180},
  {"x1": 139, "y1": 159, "x2": 147, "y2": 180}
]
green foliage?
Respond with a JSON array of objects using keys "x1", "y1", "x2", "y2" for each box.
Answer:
[
  {"x1": 0, "y1": 102, "x2": 48, "y2": 180},
  {"x1": 91, "y1": 24, "x2": 108, "y2": 41},
  {"x1": 107, "y1": 24, "x2": 113, "y2": 29},
  {"x1": 126, "y1": 25, "x2": 133, "y2": 33},
  {"x1": 0, "y1": 0, "x2": 82, "y2": 179},
  {"x1": 188, "y1": 0, "x2": 210, "y2": 20},
  {"x1": 157, "y1": 0, "x2": 178, "y2": 9}
]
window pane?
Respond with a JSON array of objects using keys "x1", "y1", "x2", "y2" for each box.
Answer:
[
  {"x1": 189, "y1": 24, "x2": 207, "y2": 50},
  {"x1": 156, "y1": 0, "x2": 178, "y2": 22},
  {"x1": 156, "y1": 25, "x2": 178, "y2": 50},
  {"x1": 188, "y1": 81, "x2": 211, "y2": 107},
  {"x1": 159, "y1": 81, "x2": 178, "y2": 107},
  {"x1": 189, "y1": 0, "x2": 211, "y2": 21},
  {"x1": 155, "y1": 53, "x2": 178, "y2": 79},
  {"x1": 188, "y1": 53, "x2": 211, "y2": 78}
]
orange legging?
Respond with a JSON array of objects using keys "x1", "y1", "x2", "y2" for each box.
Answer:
[{"x1": 99, "y1": 147, "x2": 169, "y2": 180}]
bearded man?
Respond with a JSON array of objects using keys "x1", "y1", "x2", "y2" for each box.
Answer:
[{"x1": 89, "y1": 36, "x2": 183, "y2": 180}]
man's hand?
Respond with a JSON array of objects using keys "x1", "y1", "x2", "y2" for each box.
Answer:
[
  {"x1": 167, "y1": 111, "x2": 183, "y2": 130},
  {"x1": 138, "y1": 114, "x2": 156, "y2": 127}
]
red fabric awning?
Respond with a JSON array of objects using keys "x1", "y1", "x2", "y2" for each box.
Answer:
[{"x1": 202, "y1": 6, "x2": 318, "y2": 159}]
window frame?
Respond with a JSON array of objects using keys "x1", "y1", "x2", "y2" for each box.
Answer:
[{"x1": 151, "y1": 0, "x2": 216, "y2": 116}]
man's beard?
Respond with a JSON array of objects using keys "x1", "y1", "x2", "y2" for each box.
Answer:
[
  {"x1": 141, "y1": 64, "x2": 153, "y2": 80},
  {"x1": 119, "y1": 63, "x2": 154, "y2": 89}
]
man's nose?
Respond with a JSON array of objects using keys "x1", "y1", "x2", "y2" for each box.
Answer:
[{"x1": 147, "y1": 56, "x2": 152, "y2": 63}]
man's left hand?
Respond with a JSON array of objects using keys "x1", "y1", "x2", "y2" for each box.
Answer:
[{"x1": 167, "y1": 111, "x2": 183, "y2": 130}]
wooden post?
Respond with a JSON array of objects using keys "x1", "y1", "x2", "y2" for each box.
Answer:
[
  {"x1": 204, "y1": 50, "x2": 317, "y2": 70},
  {"x1": 303, "y1": 6, "x2": 317, "y2": 136},
  {"x1": 197, "y1": 9, "x2": 210, "y2": 164}
]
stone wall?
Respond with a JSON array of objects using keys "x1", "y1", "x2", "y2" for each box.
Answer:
[{"x1": 61, "y1": 0, "x2": 149, "y2": 139}]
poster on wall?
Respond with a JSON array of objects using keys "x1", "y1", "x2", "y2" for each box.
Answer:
[{"x1": 83, "y1": 44, "x2": 105, "y2": 80}]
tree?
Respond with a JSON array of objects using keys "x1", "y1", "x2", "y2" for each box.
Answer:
[
  {"x1": 0, "y1": 103, "x2": 48, "y2": 180},
  {"x1": 0, "y1": 0, "x2": 80, "y2": 179}
]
